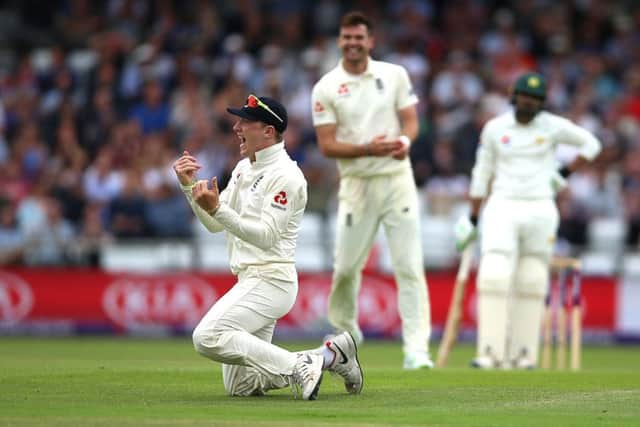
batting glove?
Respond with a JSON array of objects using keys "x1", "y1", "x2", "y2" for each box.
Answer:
[{"x1": 454, "y1": 216, "x2": 477, "y2": 252}]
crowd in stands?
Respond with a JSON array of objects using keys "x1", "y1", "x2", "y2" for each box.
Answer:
[{"x1": 0, "y1": 0, "x2": 639, "y2": 267}]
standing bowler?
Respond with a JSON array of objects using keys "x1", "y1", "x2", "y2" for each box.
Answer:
[
  {"x1": 311, "y1": 11, "x2": 433, "y2": 370},
  {"x1": 174, "y1": 95, "x2": 363, "y2": 399},
  {"x1": 455, "y1": 72, "x2": 601, "y2": 369}
]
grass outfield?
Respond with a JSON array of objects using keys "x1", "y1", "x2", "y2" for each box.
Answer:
[{"x1": 1, "y1": 337, "x2": 639, "y2": 427}]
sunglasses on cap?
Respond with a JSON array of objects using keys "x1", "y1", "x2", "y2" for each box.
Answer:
[{"x1": 246, "y1": 94, "x2": 284, "y2": 124}]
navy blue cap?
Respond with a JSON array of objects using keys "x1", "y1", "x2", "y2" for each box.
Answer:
[{"x1": 227, "y1": 95, "x2": 288, "y2": 133}]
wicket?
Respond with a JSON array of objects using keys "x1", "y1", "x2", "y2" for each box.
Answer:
[{"x1": 541, "y1": 256, "x2": 582, "y2": 371}]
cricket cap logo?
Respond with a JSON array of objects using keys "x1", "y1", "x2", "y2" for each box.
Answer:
[{"x1": 527, "y1": 76, "x2": 540, "y2": 88}]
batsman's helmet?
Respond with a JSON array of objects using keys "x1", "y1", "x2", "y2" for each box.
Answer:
[{"x1": 511, "y1": 72, "x2": 547, "y2": 102}]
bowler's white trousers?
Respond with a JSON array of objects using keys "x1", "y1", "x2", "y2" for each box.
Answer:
[
  {"x1": 192, "y1": 265, "x2": 299, "y2": 396},
  {"x1": 328, "y1": 169, "x2": 431, "y2": 355}
]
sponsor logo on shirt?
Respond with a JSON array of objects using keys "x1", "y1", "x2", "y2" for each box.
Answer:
[
  {"x1": 535, "y1": 136, "x2": 545, "y2": 145},
  {"x1": 337, "y1": 83, "x2": 350, "y2": 96},
  {"x1": 375, "y1": 77, "x2": 384, "y2": 91},
  {"x1": 274, "y1": 191, "x2": 287, "y2": 205},
  {"x1": 314, "y1": 101, "x2": 325, "y2": 113},
  {"x1": 271, "y1": 191, "x2": 288, "y2": 210}
]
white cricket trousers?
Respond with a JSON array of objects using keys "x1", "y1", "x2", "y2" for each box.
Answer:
[
  {"x1": 328, "y1": 169, "x2": 431, "y2": 355},
  {"x1": 192, "y1": 265, "x2": 299, "y2": 396}
]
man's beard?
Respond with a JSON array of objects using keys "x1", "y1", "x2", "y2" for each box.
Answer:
[{"x1": 515, "y1": 105, "x2": 540, "y2": 123}]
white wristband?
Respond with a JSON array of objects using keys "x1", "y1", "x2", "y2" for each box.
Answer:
[{"x1": 399, "y1": 135, "x2": 411, "y2": 147}]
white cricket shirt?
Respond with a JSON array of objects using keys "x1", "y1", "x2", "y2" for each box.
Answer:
[
  {"x1": 311, "y1": 58, "x2": 418, "y2": 178},
  {"x1": 181, "y1": 143, "x2": 308, "y2": 275},
  {"x1": 470, "y1": 110, "x2": 601, "y2": 199}
]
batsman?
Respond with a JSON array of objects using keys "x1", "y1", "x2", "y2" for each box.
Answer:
[{"x1": 454, "y1": 72, "x2": 601, "y2": 369}]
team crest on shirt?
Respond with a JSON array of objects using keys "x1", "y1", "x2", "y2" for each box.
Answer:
[
  {"x1": 337, "y1": 83, "x2": 350, "y2": 96},
  {"x1": 500, "y1": 135, "x2": 511, "y2": 145},
  {"x1": 535, "y1": 136, "x2": 545, "y2": 145},
  {"x1": 314, "y1": 101, "x2": 325, "y2": 113}
]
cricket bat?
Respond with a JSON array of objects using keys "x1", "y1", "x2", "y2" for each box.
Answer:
[{"x1": 436, "y1": 244, "x2": 474, "y2": 368}]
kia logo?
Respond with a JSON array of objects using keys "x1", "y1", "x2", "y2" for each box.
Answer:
[
  {"x1": 0, "y1": 272, "x2": 34, "y2": 323},
  {"x1": 103, "y1": 275, "x2": 217, "y2": 327}
]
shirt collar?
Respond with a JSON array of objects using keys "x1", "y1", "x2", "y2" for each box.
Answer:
[
  {"x1": 338, "y1": 57, "x2": 376, "y2": 80},
  {"x1": 253, "y1": 142, "x2": 285, "y2": 166}
]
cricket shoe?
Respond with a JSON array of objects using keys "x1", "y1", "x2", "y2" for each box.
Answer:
[
  {"x1": 470, "y1": 355, "x2": 501, "y2": 369},
  {"x1": 509, "y1": 348, "x2": 535, "y2": 370},
  {"x1": 403, "y1": 351, "x2": 434, "y2": 370},
  {"x1": 291, "y1": 353, "x2": 324, "y2": 400},
  {"x1": 325, "y1": 332, "x2": 363, "y2": 394}
]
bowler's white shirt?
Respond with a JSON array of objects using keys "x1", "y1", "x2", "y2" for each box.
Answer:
[
  {"x1": 181, "y1": 143, "x2": 307, "y2": 275},
  {"x1": 470, "y1": 111, "x2": 601, "y2": 199},
  {"x1": 311, "y1": 58, "x2": 418, "y2": 178}
]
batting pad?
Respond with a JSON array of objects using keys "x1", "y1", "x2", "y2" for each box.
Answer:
[
  {"x1": 509, "y1": 256, "x2": 548, "y2": 366},
  {"x1": 476, "y1": 252, "x2": 512, "y2": 364}
]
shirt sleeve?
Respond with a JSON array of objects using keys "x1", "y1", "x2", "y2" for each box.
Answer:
[
  {"x1": 311, "y1": 80, "x2": 337, "y2": 127},
  {"x1": 552, "y1": 117, "x2": 602, "y2": 161},
  {"x1": 213, "y1": 173, "x2": 306, "y2": 251},
  {"x1": 395, "y1": 65, "x2": 419, "y2": 110},
  {"x1": 469, "y1": 122, "x2": 496, "y2": 198}
]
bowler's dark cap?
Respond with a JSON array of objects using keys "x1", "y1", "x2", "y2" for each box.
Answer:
[
  {"x1": 513, "y1": 72, "x2": 547, "y2": 100},
  {"x1": 227, "y1": 95, "x2": 288, "y2": 133}
]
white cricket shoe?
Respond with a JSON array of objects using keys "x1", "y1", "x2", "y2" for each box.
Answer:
[
  {"x1": 325, "y1": 332, "x2": 364, "y2": 394},
  {"x1": 511, "y1": 356, "x2": 536, "y2": 370},
  {"x1": 470, "y1": 356, "x2": 500, "y2": 369},
  {"x1": 291, "y1": 353, "x2": 324, "y2": 400},
  {"x1": 403, "y1": 351, "x2": 434, "y2": 370},
  {"x1": 511, "y1": 348, "x2": 536, "y2": 370}
]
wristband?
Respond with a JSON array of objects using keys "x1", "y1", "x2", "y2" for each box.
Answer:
[
  {"x1": 399, "y1": 135, "x2": 411, "y2": 147},
  {"x1": 559, "y1": 166, "x2": 571, "y2": 178}
]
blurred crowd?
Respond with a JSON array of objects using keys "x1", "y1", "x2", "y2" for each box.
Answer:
[{"x1": 0, "y1": 0, "x2": 639, "y2": 267}]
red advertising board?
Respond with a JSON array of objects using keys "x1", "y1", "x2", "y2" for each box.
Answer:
[{"x1": 0, "y1": 269, "x2": 617, "y2": 336}]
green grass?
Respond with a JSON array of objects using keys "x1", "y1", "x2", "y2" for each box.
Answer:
[{"x1": 1, "y1": 337, "x2": 639, "y2": 426}]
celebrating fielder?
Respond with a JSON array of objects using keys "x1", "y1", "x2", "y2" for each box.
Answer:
[
  {"x1": 173, "y1": 95, "x2": 362, "y2": 399},
  {"x1": 311, "y1": 11, "x2": 433, "y2": 370},
  {"x1": 454, "y1": 72, "x2": 601, "y2": 369}
]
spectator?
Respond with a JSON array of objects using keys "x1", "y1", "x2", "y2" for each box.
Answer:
[
  {"x1": 21, "y1": 196, "x2": 76, "y2": 266},
  {"x1": 128, "y1": 79, "x2": 170, "y2": 135},
  {"x1": 0, "y1": 199, "x2": 26, "y2": 265},
  {"x1": 107, "y1": 169, "x2": 150, "y2": 238}
]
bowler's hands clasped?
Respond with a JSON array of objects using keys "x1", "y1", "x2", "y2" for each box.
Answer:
[
  {"x1": 368, "y1": 134, "x2": 406, "y2": 159},
  {"x1": 454, "y1": 216, "x2": 477, "y2": 252},
  {"x1": 173, "y1": 150, "x2": 220, "y2": 215}
]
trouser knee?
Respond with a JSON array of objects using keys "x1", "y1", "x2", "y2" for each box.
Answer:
[
  {"x1": 477, "y1": 253, "x2": 512, "y2": 295},
  {"x1": 513, "y1": 256, "x2": 548, "y2": 298},
  {"x1": 192, "y1": 326, "x2": 224, "y2": 359}
]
